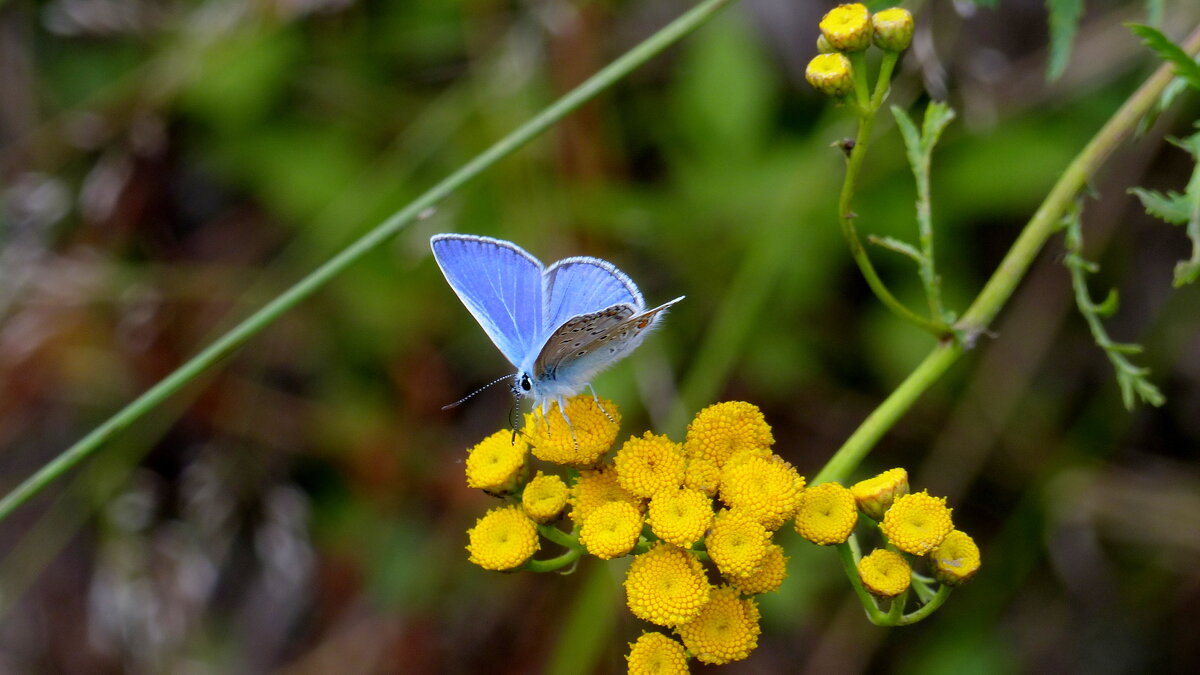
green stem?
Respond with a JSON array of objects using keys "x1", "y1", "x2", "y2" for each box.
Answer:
[
  {"x1": 539, "y1": 523, "x2": 582, "y2": 550},
  {"x1": 815, "y1": 23, "x2": 1200, "y2": 486},
  {"x1": 0, "y1": 0, "x2": 740, "y2": 523},
  {"x1": 525, "y1": 548, "x2": 583, "y2": 573},
  {"x1": 899, "y1": 585, "x2": 952, "y2": 625},
  {"x1": 838, "y1": 54, "x2": 950, "y2": 338}
]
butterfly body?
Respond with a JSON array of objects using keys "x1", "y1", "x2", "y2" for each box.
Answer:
[{"x1": 431, "y1": 234, "x2": 682, "y2": 418}]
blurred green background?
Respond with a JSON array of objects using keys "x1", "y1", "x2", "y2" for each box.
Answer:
[{"x1": 2, "y1": 0, "x2": 1199, "y2": 672}]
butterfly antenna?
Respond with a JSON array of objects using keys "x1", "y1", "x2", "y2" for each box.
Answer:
[{"x1": 441, "y1": 374, "x2": 515, "y2": 411}]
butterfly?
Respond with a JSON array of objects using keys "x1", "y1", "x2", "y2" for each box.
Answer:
[{"x1": 430, "y1": 233, "x2": 683, "y2": 427}]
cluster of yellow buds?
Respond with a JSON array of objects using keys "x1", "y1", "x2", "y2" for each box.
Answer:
[
  {"x1": 462, "y1": 399, "x2": 805, "y2": 670},
  {"x1": 847, "y1": 468, "x2": 981, "y2": 597},
  {"x1": 806, "y1": 3, "x2": 914, "y2": 98}
]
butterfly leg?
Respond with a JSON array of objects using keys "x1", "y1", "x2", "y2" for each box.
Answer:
[
  {"x1": 551, "y1": 396, "x2": 580, "y2": 451},
  {"x1": 586, "y1": 383, "x2": 615, "y2": 423}
]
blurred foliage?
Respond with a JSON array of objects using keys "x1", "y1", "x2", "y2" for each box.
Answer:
[{"x1": 2, "y1": 0, "x2": 1199, "y2": 673}]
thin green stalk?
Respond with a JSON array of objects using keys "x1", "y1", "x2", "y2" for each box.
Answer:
[
  {"x1": 0, "y1": 0, "x2": 740, "y2": 523},
  {"x1": 837, "y1": 52, "x2": 951, "y2": 337},
  {"x1": 899, "y1": 585, "x2": 952, "y2": 625},
  {"x1": 815, "y1": 23, "x2": 1200, "y2": 485}
]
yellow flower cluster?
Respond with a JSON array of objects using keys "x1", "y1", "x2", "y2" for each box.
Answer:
[
  {"x1": 458, "y1": 402, "x2": 979, "y2": 669},
  {"x1": 806, "y1": 4, "x2": 914, "y2": 97}
]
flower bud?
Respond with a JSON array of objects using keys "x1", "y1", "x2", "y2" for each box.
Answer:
[
  {"x1": 816, "y1": 34, "x2": 836, "y2": 54},
  {"x1": 819, "y1": 4, "x2": 872, "y2": 53},
  {"x1": 805, "y1": 53, "x2": 854, "y2": 98},
  {"x1": 872, "y1": 7, "x2": 914, "y2": 52},
  {"x1": 849, "y1": 467, "x2": 909, "y2": 520}
]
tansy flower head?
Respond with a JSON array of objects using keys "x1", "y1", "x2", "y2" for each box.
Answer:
[
  {"x1": 624, "y1": 543, "x2": 712, "y2": 627},
  {"x1": 647, "y1": 487, "x2": 714, "y2": 548},
  {"x1": 626, "y1": 632, "x2": 689, "y2": 675},
  {"x1": 719, "y1": 454, "x2": 805, "y2": 531},
  {"x1": 683, "y1": 457, "x2": 721, "y2": 495},
  {"x1": 684, "y1": 402, "x2": 774, "y2": 468},
  {"x1": 465, "y1": 430, "x2": 527, "y2": 493},
  {"x1": 872, "y1": 7, "x2": 914, "y2": 52},
  {"x1": 579, "y1": 500, "x2": 643, "y2": 560},
  {"x1": 881, "y1": 490, "x2": 954, "y2": 555},
  {"x1": 674, "y1": 586, "x2": 761, "y2": 665},
  {"x1": 707, "y1": 509, "x2": 771, "y2": 578},
  {"x1": 570, "y1": 466, "x2": 643, "y2": 527},
  {"x1": 794, "y1": 481, "x2": 858, "y2": 545},
  {"x1": 729, "y1": 543, "x2": 788, "y2": 596},
  {"x1": 614, "y1": 432, "x2": 686, "y2": 498},
  {"x1": 819, "y1": 3, "x2": 872, "y2": 52},
  {"x1": 523, "y1": 395, "x2": 619, "y2": 467},
  {"x1": 857, "y1": 549, "x2": 911, "y2": 598},
  {"x1": 522, "y1": 471, "x2": 569, "y2": 523},
  {"x1": 466, "y1": 506, "x2": 539, "y2": 571},
  {"x1": 851, "y1": 467, "x2": 909, "y2": 520},
  {"x1": 932, "y1": 529, "x2": 981, "y2": 586},
  {"x1": 805, "y1": 53, "x2": 854, "y2": 98}
]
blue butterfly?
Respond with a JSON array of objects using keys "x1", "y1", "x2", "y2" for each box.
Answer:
[{"x1": 431, "y1": 233, "x2": 683, "y2": 425}]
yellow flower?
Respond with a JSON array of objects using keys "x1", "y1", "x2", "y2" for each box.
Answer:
[
  {"x1": 464, "y1": 430, "x2": 527, "y2": 492},
  {"x1": 819, "y1": 3, "x2": 872, "y2": 52},
  {"x1": 805, "y1": 53, "x2": 854, "y2": 98},
  {"x1": 794, "y1": 482, "x2": 858, "y2": 545},
  {"x1": 850, "y1": 467, "x2": 909, "y2": 520},
  {"x1": 466, "y1": 506, "x2": 539, "y2": 571},
  {"x1": 683, "y1": 457, "x2": 721, "y2": 495},
  {"x1": 614, "y1": 431, "x2": 686, "y2": 498},
  {"x1": 522, "y1": 471, "x2": 569, "y2": 523},
  {"x1": 872, "y1": 7, "x2": 914, "y2": 52},
  {"x1": 674, "y1": 586, "x2": 761, "y2": 665},
  {"x1": 718, "y1": 454, "x2": 805, "y2": 531},
  {"x1": 729, "y1": 543, "x2": 788, "y2": 596},
  {"x1": 626, "y1": 632, "x2": 689, "y2": 675},
  {"x1": 647, "y1": 487, "x2": 714, "y2": 549},
  {"x1": 931, "y1": 530, "x2": 981, "y2": 586},
  {"x1": 624, "y1": 543, "x2": 712, "y2": 627},
  {"x1": 580, "y1": 500, "x2": 644, "y2": 560},
  {"x1": 684, "y1": 402, "x2": 774, "y2": 468},
  {"x1": 857, "y1": 549, "x2": 911, "y2": 598},
  {"x1": 570, "y1": 466, "x2": 643, "y2": 527},
  {"x1": 523, "y1": 395, "x2": 620, "y2": 467},
  {"x1": 880, "y1": 490, "x2": 954, "y2": 555},
  {"x1": 707, "y1": 509, "x2": 770, "y2": 578}
]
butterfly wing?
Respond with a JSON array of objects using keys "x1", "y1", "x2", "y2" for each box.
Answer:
[
  {"x1": 542, "y1": 257, "x2": 644, "y2": 340},
  {"x1": 431, "y1": 234, "x2": 544, "y2": 367},
  {"x1": 532, "y1": 297, "x2": 684, "y2": 391}
]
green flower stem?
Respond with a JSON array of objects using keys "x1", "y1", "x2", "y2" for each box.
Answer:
[
  {"x1": 525, "y1": 548, "x2": 583, "y2": 573},
  {"x1": 899, "y1": 585, "x2": 952, "y2": 625},
  {"x1": 849, "y1": 51, "x2": 872, "y2": 113},
  {"x1": 815, "y1": 23, "x2": 1200, "y2": 486},
  {"x1": 0, "y1": 0, "x2": 740, "y2": 524},
  {"x1": 539, "y1": 523, "x2": 581, "y2": 550},
  {"x1": 838, "y1": 53, "x2": 951, "y2": 338},
  {"x1": 836, "y1": 539, "x2": 889, "y2": 624}
]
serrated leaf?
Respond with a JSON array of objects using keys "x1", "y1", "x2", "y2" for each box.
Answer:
[
  {"x1": 1047, "y1": 0, "x2": 1084, "y2": 81},
  {"x1": 920, "y1": 102, "x2": 957, "y2": 149},
  {"x1": 1127, "y1": 24, "x2": 1200, "y2": 90},
  {"x1": 1130, "y1": 187, "x2": 1191, "y2": 223}
]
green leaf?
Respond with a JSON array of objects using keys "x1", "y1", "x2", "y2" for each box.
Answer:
[
  {"x1": 920, "y1": 102, "x2": 957, "y2": 150},
  {"x1": 869, "y1": 235, "x2": 924, "y2": 263},
  {"x1": 1130, "y1": 187, "x2": 1191, "y2": 223},
  {"x1": 1127, "y1": 24, "x2": 1200, "y2": 90},
  {"x1": 1094, "y1": 288, "x2": 1119, "y2": 318},
  {"x1": 1046, "y1": 0, "x2": 1084, "y2": 81}
]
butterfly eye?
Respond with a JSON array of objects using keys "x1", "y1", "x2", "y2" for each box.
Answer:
[{"x1": 520, "y1": 374, "x2": 532, "y2": 392}]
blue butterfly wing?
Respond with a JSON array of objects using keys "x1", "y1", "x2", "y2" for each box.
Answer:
[
  {"x1": 533, "y1": 297, "x2": 684, "y2": 389},
  {"x1": 431, "y1": 234, "x2": 544, "y2": 367},
  {"x1": 542, "y1": 257, "x2": 644, "y2": 340}
]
